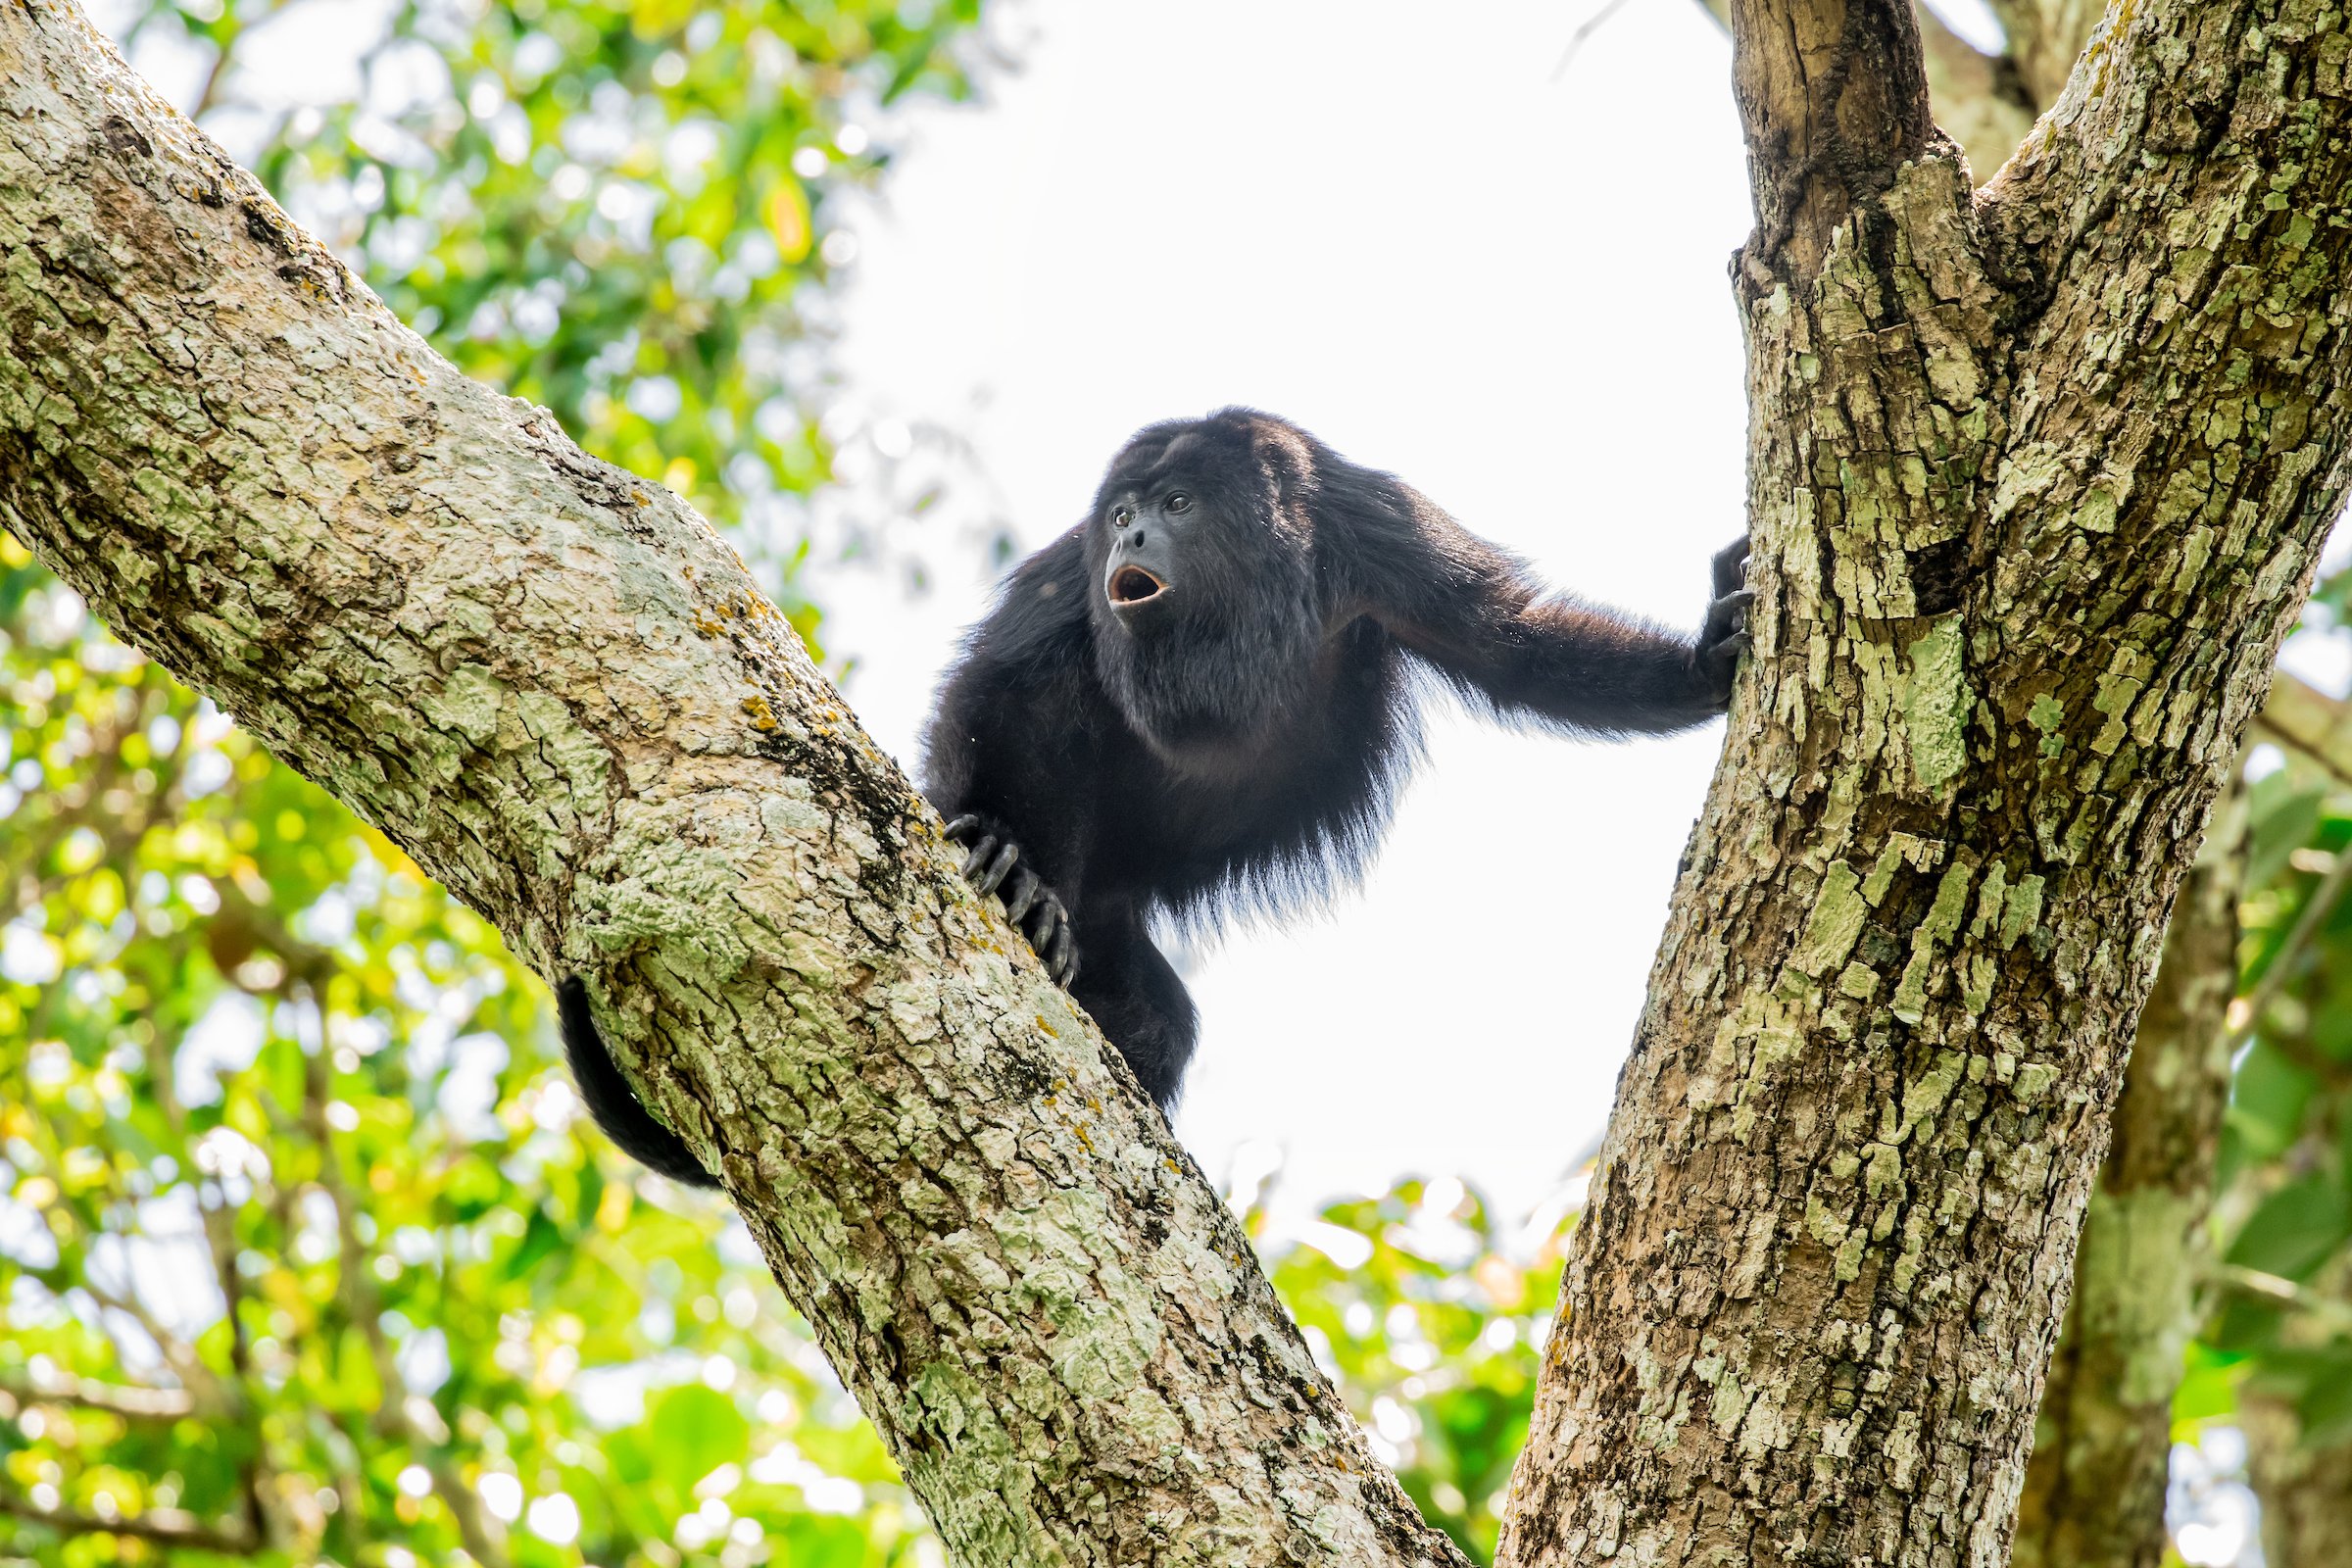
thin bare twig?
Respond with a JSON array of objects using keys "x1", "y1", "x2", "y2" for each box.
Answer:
[
  {"x1": 296, "y1": 1005, "x2": 511, "y2": 1568},
  {"x1": 0, "y1": 1491, "x2": 258, "y2": 1554},
  {"x1": 1551, "y1": 0, "x2": 1639, "y2": 80},
  {"x1": 2229, "y1": 840, "x2": 2352, "y2": 1053},
  {"x1": 0, "y1": 1374, "x2": 193, "y2": 1421}
]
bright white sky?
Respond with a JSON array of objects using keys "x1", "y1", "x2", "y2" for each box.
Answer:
[{"x1": 815, "y1": 0, "x2": 1755, "y2": 1222}]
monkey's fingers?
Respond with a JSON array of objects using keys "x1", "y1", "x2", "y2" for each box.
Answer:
[
  {"x1": 1026, "y1": 895, "x2": 1072, "y2": 981},
  {"x1": 1712, "y1": 537, "x2": 1752, "y2": 598},
  {"x1": 1001, "y1": 866, "x2": 1041, "y2": 922},
  {"x1": 1704, "y1": 630, "x2": 1753, "y2": 704},
  {"x1": 943, "y1": 814, "x2": 983, "y2": 844},
  {"x1": 958, "y1": 835, "x2": 998, "y2": 879},
  {"x1": 1701, "y1": 588, "x2": 1754, "y2": 646},
  {"x1": 1026, "y1": 892, "x2": 1062, "y2": 949},
  {"x1": 972, "y1": 840, "x2": 1019, "y2": 896},
  {"x1": 1046, "y1": 920, "x2": 1076, "y2": 984}
]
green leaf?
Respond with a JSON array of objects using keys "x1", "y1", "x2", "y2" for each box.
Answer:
[
  {"x1": 646, "y1": 1383, "x2": 750, "y2": 1494},
  {"x1": 507, "y1": 1203, "x2": 568, "y2": 1281},
  {"x1": 2226, "y1": 1177, "x2": 2352, "y2": 1281},
  {"x1": 2298, "y1": 1350, "x2": 2352, "y2": 1446},
  {"x1": 2227, "y1": 1042, "x2": 2318, "y2": 1160},
  {"x1": 2172, "y1": 1344, "x2": 2243, "y2": 1430}
]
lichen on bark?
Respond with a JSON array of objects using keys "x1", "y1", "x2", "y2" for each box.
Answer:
[{"x1": 16, "y1": 0, "x2": 2352, "y2": 1561}]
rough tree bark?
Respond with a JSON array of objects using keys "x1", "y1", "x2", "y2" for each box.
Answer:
[
  {"x1": 1693, "y1": 11, "x2": 2256, "y2": 1565},
  {"x1": 2014, "y1": 670, "x2": 2352, "y2": 1568},
  {"x1": 0, "y1": 7, "x2": 1466, "y2": 1566},
  {"x1": 1497, "y1": 0, "x2": 2352, "y2": 1565},
  {"x1": 1690, "y1": 3, "x2": 2138, "y2": 184},
  {"x1": 2010, "y1": 787, "x2": 2241, "y2": 1568}
]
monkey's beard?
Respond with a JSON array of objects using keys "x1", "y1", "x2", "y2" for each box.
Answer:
[{"x1": 1093, "y1": 590, "x2": 1324, "y2": 779}]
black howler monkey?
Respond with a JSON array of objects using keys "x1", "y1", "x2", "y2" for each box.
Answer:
[{"x1": 563, "y1": 408, "x2": 1748, "y2": 1186}]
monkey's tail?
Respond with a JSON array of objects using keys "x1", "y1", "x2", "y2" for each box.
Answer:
[{"x1": 556, "y1": 976, "x2": 720, "y2": 1189}]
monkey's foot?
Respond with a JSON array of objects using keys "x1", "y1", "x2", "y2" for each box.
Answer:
[{"x1": 943, "y1": 815, "x2": 1078, "y2": 984}]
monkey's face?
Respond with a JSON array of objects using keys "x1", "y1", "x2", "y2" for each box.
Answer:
[
  {"x1": 1098, "y1": 486, "x2": 1188, "y2": 626},
  {"x1": 1086, "y1": 418, "x2": 1305, "y2": 642},
  {"x1": 1085, "y1": 414, "x2": 1325, "y2": 753}
]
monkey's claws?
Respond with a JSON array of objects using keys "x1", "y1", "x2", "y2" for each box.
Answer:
[
  {"x1": 943, "y1": 815, "x2": 1079, "y2": 985},
  {"x1": 1695, "y1": 538, "x2": 1754, "y2": 707}
]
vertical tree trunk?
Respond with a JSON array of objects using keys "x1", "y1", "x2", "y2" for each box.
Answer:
[
  {"x1": 2012, "y1": 786, "x2": 2244, "y2": 1568},
  {"x1": 1497, "y1": 1, "x2": 2352, "y2": 1563},
  {"x1": 2243, "y1": 1391, "x2": 2352, "y2": 1568}
]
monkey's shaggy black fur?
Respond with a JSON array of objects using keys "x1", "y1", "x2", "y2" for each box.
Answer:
[{"x1": 565, "y1": 409, "x2": 1748, "y2": 1184}]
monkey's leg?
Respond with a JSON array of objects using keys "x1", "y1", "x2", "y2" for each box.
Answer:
[{"x1": 1067, "y1": 917, "x2": 1198, "y2": 1114}]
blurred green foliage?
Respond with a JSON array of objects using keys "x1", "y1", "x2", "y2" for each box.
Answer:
[
  {"x1": 124, "y1": 0, "x2": 984, "y2": 640},
  {"x1": 1254, "y1": 1177, "x2": 1572, "y2": 1562},
  {"x1": 2197, "y1": 682, "x2": 2352, "y2": 1458},
  {"x1": 0, "y1": 529, "x2": 937, "y2": 1564}
]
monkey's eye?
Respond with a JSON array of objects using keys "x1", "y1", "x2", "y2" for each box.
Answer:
[
  {"x1": 1112, "y1": 506, "x2": 1134, "y2": 527},
  {"x1": 1165, "y1": 492, "x2": 1192, "y2": 514}
]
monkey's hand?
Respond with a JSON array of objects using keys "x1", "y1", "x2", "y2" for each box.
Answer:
[
  {"x1": 1694, "y1": 537, "x2": 1754, "y2": 710},
  {"x1": 943, "y1": 815, "x2": 1078, "y2": 985}
]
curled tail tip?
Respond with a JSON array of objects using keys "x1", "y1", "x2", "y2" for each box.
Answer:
[{"x1": 557, "y1": 975, "x2": 721, "y2": 1191}]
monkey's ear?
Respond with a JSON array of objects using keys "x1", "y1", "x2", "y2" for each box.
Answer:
[{"x1": 1244, "y1": 418, "x2": 1317, "y2": 535}]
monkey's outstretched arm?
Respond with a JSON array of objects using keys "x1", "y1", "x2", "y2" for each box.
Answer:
[{"x1": 1349, "y1": 482, "x2": 1749, "y2": 735}]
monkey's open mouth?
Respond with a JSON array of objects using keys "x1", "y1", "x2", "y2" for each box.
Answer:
[{"x1": 1107, "y1": 565, "x2": 1168, "y2": 606}]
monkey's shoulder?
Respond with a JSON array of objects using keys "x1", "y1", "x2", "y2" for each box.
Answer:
[{"x1": 971, "y1": 526, "x2": 1096, "y2": 660}]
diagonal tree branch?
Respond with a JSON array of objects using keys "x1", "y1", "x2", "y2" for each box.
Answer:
[
  {"x1": 1981, "y1": 1, "x2": 2297, "y2": 289},
  {"x1": 0, "y1": 5, "x2": 1463, "y2": 1565},
  {"x1": 2013, "y1": 775, "x2": 2243, "y2": 1568},
  {"x1": 0, "y1": 1374, "x2": 195, "y2": 1421},
  {"x1": 2255, "y1": 668, "x2": 2352, "y2": 786}
]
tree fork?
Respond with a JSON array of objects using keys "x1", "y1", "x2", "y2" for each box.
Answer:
[
  {"x1": 0, "y1": 6, "x2": 1466, "y2": 1564},
  {"x1": 1499, "y1": 0, "x2": 2352, "y2": 1564}
]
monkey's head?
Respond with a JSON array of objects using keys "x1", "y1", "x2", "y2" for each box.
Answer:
[
  {"x1": 1084, "y1": 410, "x2": 1329, "y2": 761},
  {"x1": 1084, "y1": 410, "x2": 1324, "y2": 631}
]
